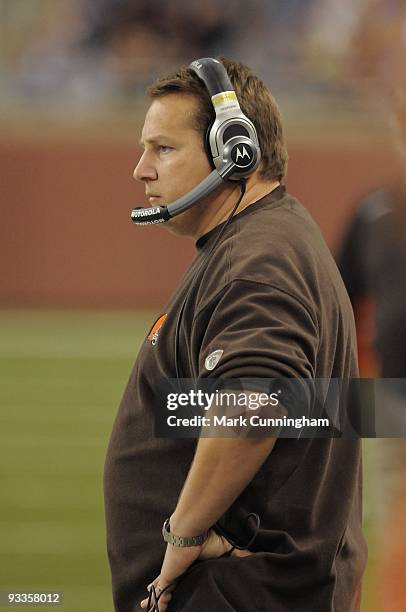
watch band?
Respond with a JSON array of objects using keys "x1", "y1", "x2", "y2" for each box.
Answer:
[{"x1": 162, "y1": 518, "x2": 208, "y2": 547}]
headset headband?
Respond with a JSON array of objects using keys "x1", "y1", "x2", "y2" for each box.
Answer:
[{"x1": 189, "y1": 58, "x2": 261, "y2": 178}]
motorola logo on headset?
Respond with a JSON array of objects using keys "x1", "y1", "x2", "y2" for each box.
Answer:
[
  {"x1": 231, "y1": 143, "x2": 254, "y2": 167},
  {"x1": 131, "y1": 57, "x2": 262, "y2": 225}
]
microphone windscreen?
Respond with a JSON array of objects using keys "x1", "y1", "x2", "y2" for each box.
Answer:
[{"x1": 131, "y1": 205, "x2": 169, "y2": 225}]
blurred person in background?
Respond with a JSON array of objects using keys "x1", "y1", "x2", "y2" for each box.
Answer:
[
  {"x1": 104, "y1": 56, "x2": 367, "y2": 612},
  {"x1": 78, "y1": 0, "x2": 238, "y2": 95},
  {"x1": 337, "y1": 88, "x2": 406, "y2": 380},
  {"x1": 337, "y1": 2, "x2": 406, "y2": 609},
  {"x1": 337, "y1": 82, "x2": 406, "y2": 612},
  {"x1": 337, "y1": 0, "x2": 406, "y2": 384},
  {"x1": 11, "y1": 0, "x2": 246, "y2": 106}
]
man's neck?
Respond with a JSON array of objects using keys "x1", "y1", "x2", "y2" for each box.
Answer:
[{"x1": 193, "y1": 179, "x2": 280, "y2": 241}]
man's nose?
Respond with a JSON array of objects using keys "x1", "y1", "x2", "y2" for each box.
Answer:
[{"x1": 133, "y1": 151, "x2": 157, "y2": 182}]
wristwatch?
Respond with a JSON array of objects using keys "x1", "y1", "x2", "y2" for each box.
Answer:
[{"x1": 162, "y1": 518, "x2": 208, "y2": 547}]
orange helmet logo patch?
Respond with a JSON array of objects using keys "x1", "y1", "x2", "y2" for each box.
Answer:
[{"x1": 147, "y1": 314, "x2": 167, "y2": 345}]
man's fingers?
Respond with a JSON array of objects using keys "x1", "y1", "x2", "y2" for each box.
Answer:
[
  {"x1": 140, "y1": 576, "x2": 176, "y2": 610},
  {"x1": 199, "y1": 530, "x2": 232, "y2": 559},
  {"x1": 140, "y1": 591, "x2": 172, "y2": 611},
  {"x1": 231, "y1": 548, "x2": 256, "y2": 558}
]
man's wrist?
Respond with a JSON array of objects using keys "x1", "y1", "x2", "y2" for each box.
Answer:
[
  {"x1": 162, "y1": 518, "x2": 208, "y2": 547},
  {"x1": 169, "y1": 511, "x2": 210, "y2": 536}
]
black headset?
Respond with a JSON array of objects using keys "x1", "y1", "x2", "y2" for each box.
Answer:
[{"x1": 131, "y1": 57, "x2": 261, "y2": 225}]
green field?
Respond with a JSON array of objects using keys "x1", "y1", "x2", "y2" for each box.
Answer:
[
  {"x1": 0, "y1": 310, "x2": 156, "y2": 612},
  {"x1": 0, "y1": 310, "x2": 380, "y2": 611}
]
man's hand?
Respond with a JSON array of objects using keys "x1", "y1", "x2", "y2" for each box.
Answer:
[
  {"x1": 140, "y1": 435, "x2": 274, "y2": 610},
  {"x1": 140, "y1": 530, "x2": 252, "y2": 610}
]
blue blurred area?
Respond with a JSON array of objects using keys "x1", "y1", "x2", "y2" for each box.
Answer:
[
  {"x1": 2, "y1": 0, "x2": 405, "y2": 127},
  {"x1": 0, "y1": 0, "x2": 365, "y2": 120}
]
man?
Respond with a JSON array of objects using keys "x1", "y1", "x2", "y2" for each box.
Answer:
[
  {"x1": 104, "y1": 57, "x2": 367, "y2": 611},
  {"x1": 337, "y1": 87, "x2": 406, "y2": 609},
  {"x1": 337, "y1": 87, "x2": 406, "y2": 380}
]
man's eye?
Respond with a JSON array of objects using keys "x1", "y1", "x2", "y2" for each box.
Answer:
[{"x1": 158, "y1": 146, "x2": 173, "y2": 154}]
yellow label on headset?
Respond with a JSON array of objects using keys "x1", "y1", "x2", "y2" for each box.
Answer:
[{"x1": 212, "y1": 91, "x2": 240, "y2": 111}]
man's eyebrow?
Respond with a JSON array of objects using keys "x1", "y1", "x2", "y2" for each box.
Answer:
[{"x1": 139, "y1": 135, "x2": 173, "y2": 146}]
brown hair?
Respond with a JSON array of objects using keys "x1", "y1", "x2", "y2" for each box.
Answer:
[{"x1": 147, "y1": 57, "x2": 288, "y2": 182}]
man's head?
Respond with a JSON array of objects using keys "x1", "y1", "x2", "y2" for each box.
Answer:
[{"x1": 133, "y1": 57, "x2": 288, "y2": 236}]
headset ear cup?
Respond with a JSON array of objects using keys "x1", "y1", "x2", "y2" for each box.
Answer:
[
  {"x1": 224, "y1": 136, "x2": 261, "y2": 179},
  {"x1": 205, "y1": 125, "x2": 216, "y2": 169}
]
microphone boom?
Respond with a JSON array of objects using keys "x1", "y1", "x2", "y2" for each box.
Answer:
[{"x1": 130, "y1": 162, "x2": 235, "y2": 226}]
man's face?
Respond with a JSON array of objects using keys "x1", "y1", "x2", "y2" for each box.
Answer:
[{"x1": 133, "y1": 94, "x2": 217, "y2": 235}]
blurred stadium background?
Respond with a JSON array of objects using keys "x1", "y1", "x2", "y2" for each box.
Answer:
[{"x1": 1, "y1": 1, "x2": 406, "y2": 610}]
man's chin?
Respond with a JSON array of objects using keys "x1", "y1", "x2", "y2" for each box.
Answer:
[
  {"x1": 162, "y1": 215, "x2": 190, "y2": 236},
  {"x1": 147, "y1": 195, "x2": 206, "y2": 237}
]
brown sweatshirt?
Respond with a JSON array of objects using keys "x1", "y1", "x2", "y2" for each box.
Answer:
[{"x1": 104, "y1": 186, "x2": 367, "y2": 611}]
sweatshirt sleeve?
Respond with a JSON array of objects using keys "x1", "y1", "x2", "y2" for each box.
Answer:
[{"x1": 194, "y1": 279, "x2": 319, "y2": 380}]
